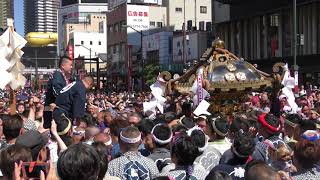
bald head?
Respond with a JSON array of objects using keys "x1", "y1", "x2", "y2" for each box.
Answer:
[{"x1": 82, "y1": 76, "x2": 94, "y2": 90}]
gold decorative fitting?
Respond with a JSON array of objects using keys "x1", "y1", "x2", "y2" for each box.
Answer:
[
  {"x1": 226, "y1": 63, "x2": 237, "y2": 72},
  {"x1": 164, "y1": 38, "x2": 285, "y2": 114},
  {"x1": 212, "y1": 37, "x2": 225, "y2": 49},
  {"x1": 236, "y1": 72, "x2": 247, "y2": 81},
  {"x1": 225, "y1": 73, "x2": 236, "y2": 81}
]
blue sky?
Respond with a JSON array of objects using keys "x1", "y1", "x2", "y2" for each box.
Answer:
[{"x1": 14, "y1": 0, "x2": 24, "y2": 36}]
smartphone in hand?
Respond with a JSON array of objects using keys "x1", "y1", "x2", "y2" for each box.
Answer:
[
  {"x1": 22, "y1": 162, "x2": 49, "y2": 179},
  {"x1": 43, "y1": 111, "x2": 53, "y2": 129}
]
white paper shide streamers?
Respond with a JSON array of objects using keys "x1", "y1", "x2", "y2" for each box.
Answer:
[
  {"x1": 143, "y1": 73, "x2": 167, "y2": 118},
  {"x1": 280, "y1": 63, "x2": 298, "y2": 113},
  {"x1": 0, "y1": 18, "x2": 27, "y2": 90}
]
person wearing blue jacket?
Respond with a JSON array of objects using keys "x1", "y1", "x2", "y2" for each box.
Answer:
[
  {"x1": 44, "y1": 57, "x2": 73, "y2": 106},
  {"x1": 53, "y1": 76, "x2": 94, "y2": 135}
]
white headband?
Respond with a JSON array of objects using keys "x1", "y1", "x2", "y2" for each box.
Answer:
[
  {"x1": 194, "y1": 115, "x2": 208, "y2": 120},
  {"x1": 186, "y1": 125, "x2": 209, "y2": 152},
  {"x1": 211, "y1": 117, "x2": 228, "y2": 137},
  {"x1": 186, "y1": 125, "x2": 203, "y2": 136},
  {"x1": 104, "y1": 136, "x2": 112, "y2": 146},
  {"x1": 151, "y1": 124, "x2": 172, "y2": 145},
  {"x1": 120, "y1": 131, "x2": 141, "y2": 144}
]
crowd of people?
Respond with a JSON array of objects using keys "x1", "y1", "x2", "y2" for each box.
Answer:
[{"x1": 0, "y1": 57, "x2": 320, "y2": 180}]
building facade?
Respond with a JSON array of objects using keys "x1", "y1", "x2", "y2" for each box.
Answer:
[
  {"x1": 107, "y1": 0, "x2": 213, "y2": 90},
  {"x1": 71, "y1": 17, "x2": 107, "y2": 73},
  {"x1": 107, "y1": 3, "x2": 167, "y2": 90},
  {"x1": 163, "y1": 0, "x2": 212, "y2": 31},
  {"x1": 214, "y1": 0, "x2": 320, "y2": 84},
  {"x1": 142, "y1": 30, "x2": 173, "y2": 67},
  {"x1": 57, "y1": 1, "x2": 108, "y2": 55},
  {"x1": 172, "y1": 31, "x2": 212, "y2": 63},
  {"x1": 0, "y1": 0, "x2": 14, "y2": 29},
  {"x1": 24, "y1": 0, "x2": 60, "y2": 34},
  {"x1": 62, "y1": 14, "x2": 107, "y2": 51}
]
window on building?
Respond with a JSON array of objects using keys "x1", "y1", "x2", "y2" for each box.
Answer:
[
  {"x1": 114, "y1": 23, "x2": 119, "y2": 32},
  {"x1": 177, "y1": 41, "x2": 181, "y2": 47},
  {"x1": 90, "y1": 41, "x2": 93, "y2": 45},
  {"x1": 176, "y1": 7, "x2": 183, "y2": 12},
  {"x1": 98, "y1": 41, "x2": 101, "y2": 45},
  {"x1": 81, "y1": 41, "x2": 84, "y2": 45},
  {"x1": 168, "y1": 37, "x2": 173, "y2": 54},
  {"x1": 178, "y1": 49, "x2": 182, "y2": 56},
  {"x1": 150, "y1": 21, "x2": 156, "y2": 27},
  {"x1": 107, "y1": 47, "x2": 111, "y2": 55},
  {"x1": 200, "y1": 6, "x2": 207, "y2": 14},
  {"x1": 113, "y1": 46, "x2": 116, "y2": 54},
  {"x1": 157, "y1": 22, "x2": 163, "y2": 28},
  {"x1": 270, "y1": 14, "x2": 279, "y2": 27},
  {"x1": 99, "y1": 21, "x2": 104, "y2": 33},
  {"x1": 120, "y1": 21, "x2": 126, "y2": 31},
  {"x1": 108, "y1": 25, "x2": 113, "y2": 33},
  {"x1": 116, "y1": 44, "x2": 120, "y2": 54}
]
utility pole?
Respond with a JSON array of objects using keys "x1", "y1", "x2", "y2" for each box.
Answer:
[
  {"x1": 89, "y1": 47, "x2": 92, "y2": 74},
  {"x1": 75, "y1": 44, "x2": 93, "y2": 75},
  {"x1": 293, "y1": 0, "x2": 297, "y2": 68},
  {"x1": 96, "y1": 57, "x2": 100, "y2": 90},
  {"x1": 141, "y1": 30, "x2": 144, "y2": 91},
  {"x1": 293, "y1": 0, "x2": 299, "y2": 92},
  {"x1": 183, "y1": 0, "x2": 186, "y2": 65},
  {"x1": 122, "y1": 25, "x2": 145, "y2": 91},
  {"x1": 35, "y1": 49, "x2": 38, "y2": 79},
  {"x1": 195, "y1": 0, "x2": 197, "y2": 30}
]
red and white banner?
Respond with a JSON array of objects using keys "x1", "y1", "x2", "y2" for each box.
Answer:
[{"x1": 196, "y1": 69, "x2": 204, "y2": 104}]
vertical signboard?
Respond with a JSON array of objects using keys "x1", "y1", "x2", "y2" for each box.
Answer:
[
  {"x1": 128, "y1": 45, "x2": 133, "y2": 92},
  {"x1": 127, "y1": 4, "x2": 149, "y2": 46}
]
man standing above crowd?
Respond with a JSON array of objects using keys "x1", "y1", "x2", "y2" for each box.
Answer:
[
  {"x1": 53, "y1": 76, "x2": 94, "y2": 134},
  {"x1": 45, "y1": 57, "x2": 73, "y2": 106},
  {"x1": 44, "y1": 57, "x2": 73, "y2": 128}
]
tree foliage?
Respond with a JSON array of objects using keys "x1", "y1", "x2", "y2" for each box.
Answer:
[{"x1": 144, "y1": 63, "x2": 160, "y2": 86}]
